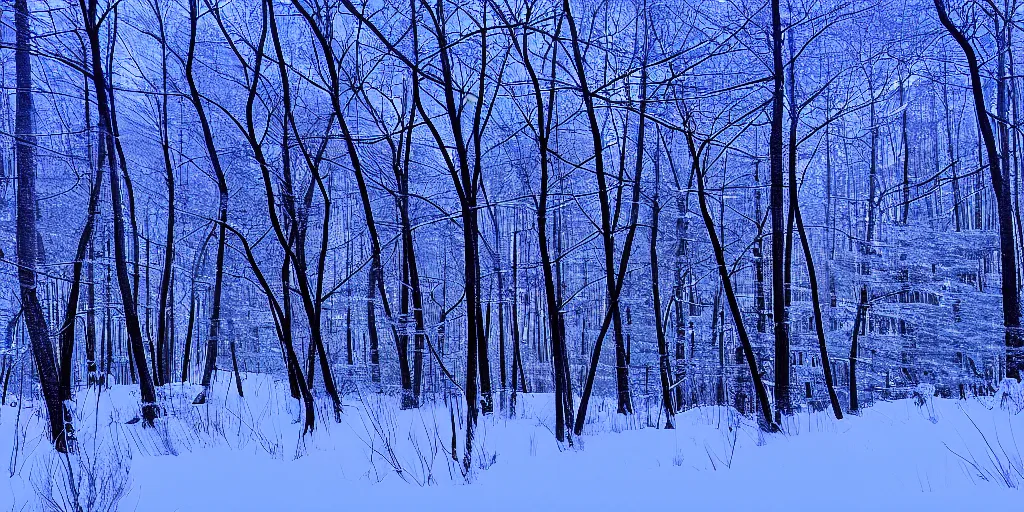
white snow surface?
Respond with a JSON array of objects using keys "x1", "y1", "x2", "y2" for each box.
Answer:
[{"x1": 0, "y1": 373, "x2": 1020, "y2": 511}]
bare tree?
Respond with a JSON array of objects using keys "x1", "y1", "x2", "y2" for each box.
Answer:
[
  {"x1": 935, "y1": 0, "x2": 1024, "y2": 379},
  {"x1": 16, "y1": 0, "x2": 72, "y2": 450}
]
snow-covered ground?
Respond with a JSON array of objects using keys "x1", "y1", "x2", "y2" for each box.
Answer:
[{"x1": 0, "y1": 374, "x2": 1020, "y2": 511}]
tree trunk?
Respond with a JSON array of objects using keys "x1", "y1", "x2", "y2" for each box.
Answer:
[
  {"x1": 651, "y1": 142, "x2": 676, "y2": 429},
  {"x1": 770, "y1": 0, "x2": 790, "y2": 418},
  {"x1": 58, "y1": 87, "x2": 105, "y2": 400},
  {"x1": 181, "y1": 228, "x2": 211, "y2": 383},
  {"x1": 685, "y1": 128, "x2": 776, "y2": 431},
  {"x1": 183, "y1": 0, "x2": 231, "y2": 405},
  {"x1": 849, "y1": 285, "x2": 868, "y2": 412},
  {"x1": 865, "y1": 73, "x2": 878, "y2": 253},
  {"x1": 83, "y1": 0, "x2": 158, "y2": 424},
  {"x1": 155, "y1": 0, "x2": 175, "y2": 386},
  {"x1": 566, "y1": 0, "x2": 640, "y2": 431},
  {"x1": 290, "y1": 1, "x2": 399, "y2": 407},
  {"x1": 785, "y1": 25, "x2": 841, "y2": 419},
  {"x1": 16, "y1": 0, "x2": 71, "y2": 450},
  {"x1": 935, "y1": 0, "x2": 1024, "y2": 379},
  {"x1": 793, "y1": 182, "x2": 844, "y2": 419},
  {"x1": 900, "y1": 77, "x2": 911, "y2": 225}
]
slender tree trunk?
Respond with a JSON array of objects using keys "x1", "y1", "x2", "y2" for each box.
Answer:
[
  {"x1": 754, "y1": 159, "x2": 767, "y2": 335},
  {"x1": 398, "y1": 70, "x2": 426, "y2": 406},
  {"x1": 246, "y1": 0, "x2": 340, "y2": 419},
  {"x1": 865, "y1": 73, "x2": 878, "y2": 253},
  {"x1": 566, "y1": 0, "x2": 641, "y2": 430},
  {"x1": 469, "y1": 11, "x2": 495, "y2": 417},
  {"x1": 83, "y1": 0, "x2": 158, "y2": 424},
  {"x1": 84, "y1": 74, "x2": 98, "y2": 387},
  {"x1": 793, "y1": 183, "x2": 843, "y2": 419},
  {"x1": 183, "y1": 0, "x2": 232, "y2": 404},
  {"x1": 155, "y1": 0, "x2": 175, "y2": 386},
  {"x1": 785, "y1": 26, "x2": 841, "y2": 418},
  {"x1": 849, "y1": 285, "x2": 868, "y2": 412},
  {"x1": 181, "y1": 229, "x2": 210, "y2": 383},
  {"x1": 290, "y1": 1, "x2": 398, "y2": 407},
  {"x1": 900, "y1": 77, "x2": 911, "y2": 225},
  {"x1": 942, "y1": 61, "x2": 963, "y2": 232},
  {"x1": 669, "y1": 142, "x2": 693, "y2": 410},
  {"x1": 770, "y1": 0, "x2": 791, "y2": 418},
  {"x1": 997, "y1": 14, "x2": 1012, "y2": 238},
  {"x1": 367, "y1": 266, "x2": 380, "y2": 383},
  {"x1": 685, "y1": 129, "x2": 775, "y2": 431},
  {"x1": 505, "y1": 9, "x2": 574, "y2": 440},
  {"x1": 651, "y1": 142, "x2": 675, "y2": 428},
  {"x1": 58, "y1": 94, "x2": 105, "y2": 400},
  {"x1": 86, "y1": 228, "x2": 98, "y2": 386},
  {"x1": 228, "y1": 225, "x2": 316, "y2": 434},
  {"x1": 510, "y1": 229, "x2": 524, "y2": 414}
]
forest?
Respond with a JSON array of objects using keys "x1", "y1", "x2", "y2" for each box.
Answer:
[{"x1": 0, "y1": 0, "x2": 1023, "y2": 508}]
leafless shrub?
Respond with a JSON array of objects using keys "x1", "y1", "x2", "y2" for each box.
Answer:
[
  {"x1": 354, "y1": 391, "x2": 452, "y2": 486},
  {"x1": 703, "y1": 408, "x2": 739, "y2": 470},
  {"x1": 946, "y1": 406, "x2": 1024, "y2": 489},
  {"x1": 30, "y1": 435, "x2": 131, "y2": 512}
]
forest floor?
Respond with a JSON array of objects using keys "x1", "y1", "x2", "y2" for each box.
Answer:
[{"x1": 0, "y1": 373, "x2": 1020, "y2": 511}]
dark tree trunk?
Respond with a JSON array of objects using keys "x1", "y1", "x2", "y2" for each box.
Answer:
[
  {"x1": 940, "y1": 65, "x2": 963, "y2": 231},
  {"x1": 754, "y1": 159, "x2": 766, "y2": 335},
  {"x1": 181, "y1": 229, "x2": 211, "y2": 383},
  {"x1": 935, "y1": 0, "x2": 1024, "y2": 379},
  {"x1": 367, "y1": 266, "x2": 380, "y2": 383},
  {"x1": 997, "y1": 14, "x2": 1012, "y2": 239},
  {"x1": 770, "y1": 0, "x2": 791, "y2": 418},
  {"x1": 281, "y1": 250, "x2": 300, "y2": 399},
  {"x1": 86, "y1": 227, "x2": 98, "y2": 386},
  {"x1": 685, "y1": 129, "x2": 775, "y2": 431},
  {"x1": 849, "y1": 285, "x2": 868, "y2": 412},
  {"x1": 469, "y1": 11, "x2": 495, "y2": 417},
  {"x1": 509, "y1": 230, "x2": 525, "y2": 415},
  {"x1": 183, "y1": 0, "x2": 232, "y2": 405},
  {"x1": 228, "y1": 225, "x2": 316, "y2": 434},
  {"x1": 793, "y1": 178, "x2": 844, "y2": 419},
  {"x1": 900, "y1": 78, "x2": 911, "y2": 225},
  {"x1": 566, "y1": 0, "x2": 644, "y2": 431},
  {"x1": 865, "y1": 74, "x2": 878, "y2": 252},
  {"x1": 84, "y1": 72, "x2": 98, "y2": 387},
  {"x1": 58, "y1": 88, "x2": 105, "y2": 400},
  {"x1": 785, "y1": 26, "x2": 841, "y2": 419},
  {"x1": 245, "y1": 0, "x2": 341, "y2": 419},
  {"x1": 83, "y1": 0, "x2": 158, "y2": 425},
  {"x1": 155, "y1": 0, "x2": 175, "y2": 386},
  {"x1": 513, "y1": 10, "x2": 573, "y2": 440},
  {"x1": 291, "y1": 1, "x2": 401, "y2": 408},
  {"x1": 668, "y1": 143, "x2": 693, "y2": 411},
  {"x1": 651, "y1": 142, "x2": 676, "y2": 429},
  {"x1": 398, "y1": 67, "x2": 426, "y2": 406},
  {"x1": 16, "y1": 0, "x2": 71, "y2": 450}
]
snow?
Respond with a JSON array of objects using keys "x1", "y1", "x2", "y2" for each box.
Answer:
[{"x1": 0, "y1": 374, "x2": 1021, "y2": 510}]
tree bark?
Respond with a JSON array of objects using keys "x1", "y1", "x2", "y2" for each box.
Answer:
[
  {"x1": 770, "y1": 0, "x2": 791, "y2": 418},
  {"x1": 16, "y1": 0, "x2": 71, "y2": 450}
]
